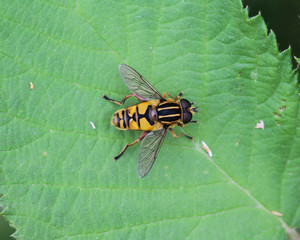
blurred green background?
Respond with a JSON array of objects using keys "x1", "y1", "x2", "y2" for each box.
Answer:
[{"x1": 0, "y1": 0, "x2": 299, "y2": 239}]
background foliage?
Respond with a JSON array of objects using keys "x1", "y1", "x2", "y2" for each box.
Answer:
[{"x1": 0, "y1": 0, "x2": 299, "y2": 239}]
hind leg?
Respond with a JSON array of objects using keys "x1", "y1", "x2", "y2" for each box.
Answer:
[
  {"x1": 103, "y1": 93, "x2": 146, "y2": 105},
  {"x1": 114, "y1": 131, "x2": 148, "y2": 160}
]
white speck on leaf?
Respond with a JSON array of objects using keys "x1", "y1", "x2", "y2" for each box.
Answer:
[
  {"x1": 255, "y1": 120, "x2": 264, "y2": 130},
  {"x1": 202, "y1": 141, "x2": 212, "y2": 157},
  {"x1": 272, "y1": 211, "x2": 283, "y2": 217},
  {"x1": 89, "y1": 121, "x2": 96, "y2": 129},
  {"x1": 250, "y1": 69, "x2": 257, "y2": 83}
]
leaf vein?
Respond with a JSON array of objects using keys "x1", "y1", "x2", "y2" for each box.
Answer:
[{"x1": 74, "y1": 0, "x2": 125, "y2": 62}]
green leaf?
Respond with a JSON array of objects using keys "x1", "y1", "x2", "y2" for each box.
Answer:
[{"x1": 1, "y1": 0, "x2": 299, "y2": 239}]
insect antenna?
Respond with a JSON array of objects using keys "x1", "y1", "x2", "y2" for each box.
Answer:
[{"x1": 191, "y1": 106, "x2": 198, "y2": 112}]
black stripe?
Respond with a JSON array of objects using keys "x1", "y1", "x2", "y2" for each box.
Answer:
[
  {"x1": 144, "y1": 105, "x2": 154, "y2": 125},
  {"x1": 121, "y1": 110, "x2": 126, "y2": 128},
  {"x1": 158, "y1": 116, "x2": 180, "y2": 122},
  {"x1": 116, "y1": 113, "x2": 121, "y2": 128},
  {"x1": 157, "y1": 102, "x2": 179, "y2": 109},
  {"x1": 158, "y1": 108, "x2": 181, "y2": 117},
  {"x1": 136, "y1": 106, "x2": 140, "y2": 128},
  {"x1": 132, "y1": 112, "x2": 136, "y2": 122},
  {"x1": 125, "y1": 110, "x2": 131, "y2": 128}
]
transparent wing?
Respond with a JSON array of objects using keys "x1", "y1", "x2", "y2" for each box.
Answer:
[
  {"x1": 119, "y1": 64, "x2": 163, "y2": 100},
  {"x1": 137, "y1": 128, "x2": 168, "y2": 178}
]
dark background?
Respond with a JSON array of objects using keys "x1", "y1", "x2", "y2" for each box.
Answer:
[
  {"x1": 243, "y1": 0, "x2": 300, "y2": 70},
  {"x1": 0, "y1": 0, "x2": 299, "y2": 239}
]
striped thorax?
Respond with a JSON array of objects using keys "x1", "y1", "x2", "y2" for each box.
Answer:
[{"x1": 157, "y1": 101, "x2": 181, "y2": 124}]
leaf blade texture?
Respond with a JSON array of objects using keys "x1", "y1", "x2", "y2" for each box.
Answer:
[{"x1": 0, "y1": 0, "x2": 299, "y2": 239}]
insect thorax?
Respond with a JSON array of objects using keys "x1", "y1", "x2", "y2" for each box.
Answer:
[{"x1": 156, "y1": 101, "x2": 182, "y2": 124}]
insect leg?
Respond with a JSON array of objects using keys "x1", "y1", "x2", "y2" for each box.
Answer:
[
  {"x1": 175, "y1": 91, "x2": 184, "y2": 101},
  {"x1": 191, "y1": 106, "x2": 198, "y2": 112},
  {"x1": 169, "y1": 128, "x2": 193, "y2": 140},
  {"x1": 103, "y1": 94, "x2": 147, "y2": 105},
  {"x1": 114, "y1": 131, "x2": 149, "y2": 160},
  {"x1": 163, "y1": 92, "x2": 175, "y2": 99}
]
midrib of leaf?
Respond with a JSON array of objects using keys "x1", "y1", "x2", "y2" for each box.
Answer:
[{"x1": 194, "y1": 141, "x2": 300, "y2": 240}]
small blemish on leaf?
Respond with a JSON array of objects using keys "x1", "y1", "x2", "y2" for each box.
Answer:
[
  {"x1": 89, "y1": 121, "x2": 96, "y2": 129},
  {"x1": 279, "y1": 106, "x2": 286, "y2": 112},
  {"x1": 164, "y1": 165, "x2": 168, "y2": 169},
  {"x1": 274, "y1": 112, "x2": 281, "y2": 118},
  {"x1": 30, "y1": 82, "x2": 34, "y2": 89},
  {"x1": 282, "y1": 99, "x2": 286, "y2": 102},
  {"x1": 202, "y1": 141, "x2": 212, "y2": 157},
  {"x1": 271, "y1": 211, "x2": 283, "y2": 217},
  {"x1": 235, "y1": 141, "x2": 239, "y2": 146},
  {"x1": 250, "y1": 70, "x2": 257, "y2": 83},
  {"x1": 255, "y1": 120, "x2": 264, "y2": 130},
  {"x1": 43, "y1": 152, "x2": 47, "y2": 156}
]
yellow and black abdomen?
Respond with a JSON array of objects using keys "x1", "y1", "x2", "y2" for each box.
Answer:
[
  {"x1": 111, "y1": 100, "x2": 163, "y2": 131},
  {"x1": 157, "y1": 101, "x2": 181, "y2": 125}
]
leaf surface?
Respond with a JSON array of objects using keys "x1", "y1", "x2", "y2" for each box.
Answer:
[{"x1": 0, "y1": 0, "x2": 299, "y2": 239}]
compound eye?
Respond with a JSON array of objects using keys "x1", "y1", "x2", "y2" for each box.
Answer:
[
  {"x1": 183, "y1": 112, "x2": 192, "y2": 124},
  {"x1": 180, "y1": 99, "x2": 191, "y2": 109}
]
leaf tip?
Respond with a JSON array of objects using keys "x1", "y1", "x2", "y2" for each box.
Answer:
[
  {"x1": 247, "y1": 12, "x2": 268, "y2": 36},
  {"x1": 267, "y1": 29, "x2": 279, "y2": 54},
  {"x1": 279, "y1": 48, "x2": 292, "y2": 61}
]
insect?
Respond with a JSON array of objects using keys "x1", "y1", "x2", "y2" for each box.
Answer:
[{"x1": 103, "y1": 64, "x2": 198, "y2": 178}]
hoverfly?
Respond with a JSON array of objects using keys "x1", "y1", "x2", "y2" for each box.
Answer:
[{"x1": 103, "y1": 64, "x2": 198, "y2": 178}]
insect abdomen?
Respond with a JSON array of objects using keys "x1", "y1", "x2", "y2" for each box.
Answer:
[
  {"x1": 111, "y1": 100, "x2": 163, "y2": 131},
  {"x1": 157, "y1": 102, "x2": 181, "y2": 124}
]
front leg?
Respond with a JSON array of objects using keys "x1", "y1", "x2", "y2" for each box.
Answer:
[
  {"x1": 169, "y1": 128, "x2": 193, "y2": 140},
  {"x1": 175, "y1": 91, "x2": 184, "y2": 101}
]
